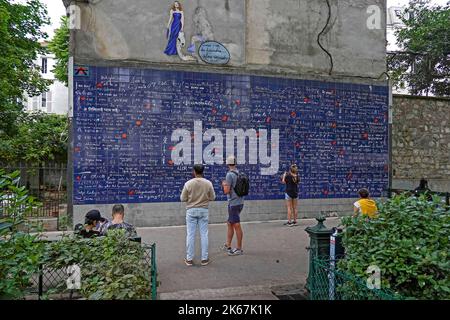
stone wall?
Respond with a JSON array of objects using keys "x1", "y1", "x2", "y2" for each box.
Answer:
[{"x1": 392, "y1": 95, "x2": 450, "y2": 192}]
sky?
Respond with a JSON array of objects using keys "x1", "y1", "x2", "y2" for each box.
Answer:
[
  {"x1": 38, "y1": 0, "x2": 449, "y2": 40},
  {"x1": 10, "y1": 0, "x2": 449, "y2": 39}
]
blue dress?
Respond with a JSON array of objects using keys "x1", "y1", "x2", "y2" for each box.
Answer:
[{"x1": 164, "y1": 12, "x2": 182, "y2": 56}]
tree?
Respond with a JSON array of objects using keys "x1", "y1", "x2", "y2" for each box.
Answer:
[
  {"x1": 0, "y1": 0, "x2": 51, "y2": 135},
  {"x1": 48, "y1": 16, "x2": 69, "y2": 86},
  {"x1": 0, "y1": 112, "x2": 68, "y2": 164},
  {"x1": 388, "y1": 1, "x2": 450, "y2": 97}
]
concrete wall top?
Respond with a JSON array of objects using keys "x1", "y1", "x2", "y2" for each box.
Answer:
[
  {"x1": 247, "y1": 0, "x2": 386, "y2": 78},
  {"x1": 67, "y1": 0, "x2": 387, "y2": 83},
  {"x1": 393, "y1": 94, "x2": 450, "y2": 102}
]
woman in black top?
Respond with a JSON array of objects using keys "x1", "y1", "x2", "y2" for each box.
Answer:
[{"x1": 282, "y1": 164, "x2": 300, "y2": 226}]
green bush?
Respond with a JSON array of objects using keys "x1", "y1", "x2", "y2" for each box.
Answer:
[
  {"x1": 0, "y1": 170, "x2": 45, "y2": 299},
  {"x1": 0, "y1": 232, "x2": 46, "y2": 299},
  {"x1": 45, "y1": 230, "x2": 152, "y2": 300},
  {"x1": 1, "y1": 170, "x2": 152, "y2": 300},
  {"x1": 0, "y1": 170, "x2": 40, "y2": 227},
  {"x1": 339, "y1": 193, "x2": 450, "y2": 300}
]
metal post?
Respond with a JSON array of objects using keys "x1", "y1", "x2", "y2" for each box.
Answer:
[
  {"x1": 305, "y1": 216, "x2": 334, "y2": 299},
  {"x1": 67, "y1": 56, "x2": 74, "y2": 229},
  {"x1": 38, "y1": 264, "x2": 43, "y2": 300},
  {"x1": 388, "y1": 81, "x2": 393, "y2": 199},
  {"x1": 151, "y1": 243, "x2": 157, "y2": 300},
  {"x1": 329, "y1": 228, "x2": 337, "y2": 300}
]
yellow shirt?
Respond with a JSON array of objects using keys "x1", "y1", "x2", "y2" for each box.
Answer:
[{"x1": 354, "y1": 199, "x2": 378, "y2": 218}]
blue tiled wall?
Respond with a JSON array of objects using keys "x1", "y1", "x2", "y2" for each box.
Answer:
[{"x1": 73, "y1": 66, "x2": 389, "y2": 205}]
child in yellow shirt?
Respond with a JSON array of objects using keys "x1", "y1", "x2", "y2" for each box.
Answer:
[{"x1": 353, "y1": 188, "x2": 378, "y2": 219}]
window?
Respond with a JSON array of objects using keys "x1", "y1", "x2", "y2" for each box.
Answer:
[
  {"x1": 32, "y1": 97, "x2": 39, "y2": 111},
  {"x1": 41, "y1": 57, "x2": 47, "y2": 74},
  {"x1": 46, "y1": 91, "x2": 53, "y2": 113},
  {"x1": 41, "y1": 92, "x2": 47, "y2": 109}
]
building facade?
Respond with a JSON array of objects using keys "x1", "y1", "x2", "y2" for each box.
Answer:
[{"x1": 25, "y1": 42, "x2": 68, "y2": 115}]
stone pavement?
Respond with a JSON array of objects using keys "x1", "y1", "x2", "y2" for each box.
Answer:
[{"x1": 137, "y1": 217, "x2": 341, "y2": 300}]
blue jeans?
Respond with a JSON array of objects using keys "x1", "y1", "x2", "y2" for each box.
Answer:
[{"x1": 186, "y1": 208, "x2": 209, "y2": 261}]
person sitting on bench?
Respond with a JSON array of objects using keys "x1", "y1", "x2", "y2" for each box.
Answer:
[
  {"x1": 353, "y1": 189, "x2": 378, "y2": 219},
  {"x1": 76, "y1": 209, "x2": 105, "y2": 238},
  {"x1": 102, "y1": 204, "x2": 138, "y2": 238}
]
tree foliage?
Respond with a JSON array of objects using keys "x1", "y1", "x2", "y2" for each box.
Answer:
[
  {"x1": 0, "y1": 0, "x2": 51, "y2": 135},
  {"x1": 0, "y1": 112, "x2": 68, "y2": 164},
  {"x1": 388, "y1": 1, "x2": 450, "y2": 96},
  {"x1": 48, "y1": 16, "x2": 69, "y2": 86}
]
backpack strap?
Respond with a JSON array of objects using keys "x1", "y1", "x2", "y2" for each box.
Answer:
[{"x1": 229, "y1": 171, "x2": 238, "y2": 188}]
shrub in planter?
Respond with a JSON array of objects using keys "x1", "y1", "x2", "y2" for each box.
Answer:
[
  {"x1": 0, "y1": 232, "x2": 46, "y2": 299},
  {"x1": 45, "y1": 230, "x2": 152, "y2": 300},
  {"x1": 1, "y1": 170, "x2": 152, "y2": 300},
  {"x1": 339, "y1": 193, "x2": 450, "y2": 300}
]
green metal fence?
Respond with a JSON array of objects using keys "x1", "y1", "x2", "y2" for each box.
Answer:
[{"x1": 309, "y1": 256, "x2": 404, "y2": 300}]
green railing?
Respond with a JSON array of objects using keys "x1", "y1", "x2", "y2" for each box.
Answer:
[
  {"x1": 144, "y1": 242, "x2": 158, "y2": 300},
  {"x1": 309, "y1": 256, "x2": 405, "y2": 300}
]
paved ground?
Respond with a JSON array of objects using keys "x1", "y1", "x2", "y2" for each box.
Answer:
[
  {"x1": 40, "y1": 217, "x2": 341, "y2": 300},
  {"x1": 137, "y1": 217, "x2": 341, "y2": 300}
]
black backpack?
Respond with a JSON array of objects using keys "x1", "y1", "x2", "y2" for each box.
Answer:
[{"x1": 231, "y1": 171, "x2": 250, "y2": 197}]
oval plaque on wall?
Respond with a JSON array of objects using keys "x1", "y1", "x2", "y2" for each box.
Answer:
[{"x1": 198, "y1": 41, "x2": 231, "y2": 65}]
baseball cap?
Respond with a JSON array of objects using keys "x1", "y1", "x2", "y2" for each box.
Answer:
[
  {"x1": 85, "y1": 209, "x2": 105, "y2": 222},
  {"x1": 226, "y1": 155, "x2": 236, "y2": 165}
]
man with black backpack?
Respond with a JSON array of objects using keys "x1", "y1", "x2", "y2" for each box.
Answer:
[{"x1": 221, "y1": 155, "x2": 249, "y2": 256}]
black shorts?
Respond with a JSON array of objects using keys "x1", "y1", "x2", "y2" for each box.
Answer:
[{"x1": 228, "y1": 204, "x2": 244, "y2": 224}]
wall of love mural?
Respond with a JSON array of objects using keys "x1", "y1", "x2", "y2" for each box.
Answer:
[{"x1": 73, "y1": 66, "x2": 389, "y2": 205}]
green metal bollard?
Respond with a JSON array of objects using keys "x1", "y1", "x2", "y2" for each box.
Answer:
[{"x1": 305, "y1": 216, "x2": 334, "y2": 299}]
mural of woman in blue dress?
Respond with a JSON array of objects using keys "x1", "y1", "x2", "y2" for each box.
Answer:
[{"x1": 164, "y1": 1, "x2": 184, "y2": 56}]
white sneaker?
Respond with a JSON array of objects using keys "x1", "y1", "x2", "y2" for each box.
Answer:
[
  {"x1": 201, "y1": 259, "x2": 210, "y2": 266},
  {"x1": 228, "y1": 248, "x2": 243, "y2": 256},
  {"x1": 220, "y1": 244, "x2": 232, "y2": 253}
]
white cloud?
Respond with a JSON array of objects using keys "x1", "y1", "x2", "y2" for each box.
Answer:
[{"x1": 41, "y1": 0, "x2": 67, "y2": 39}]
